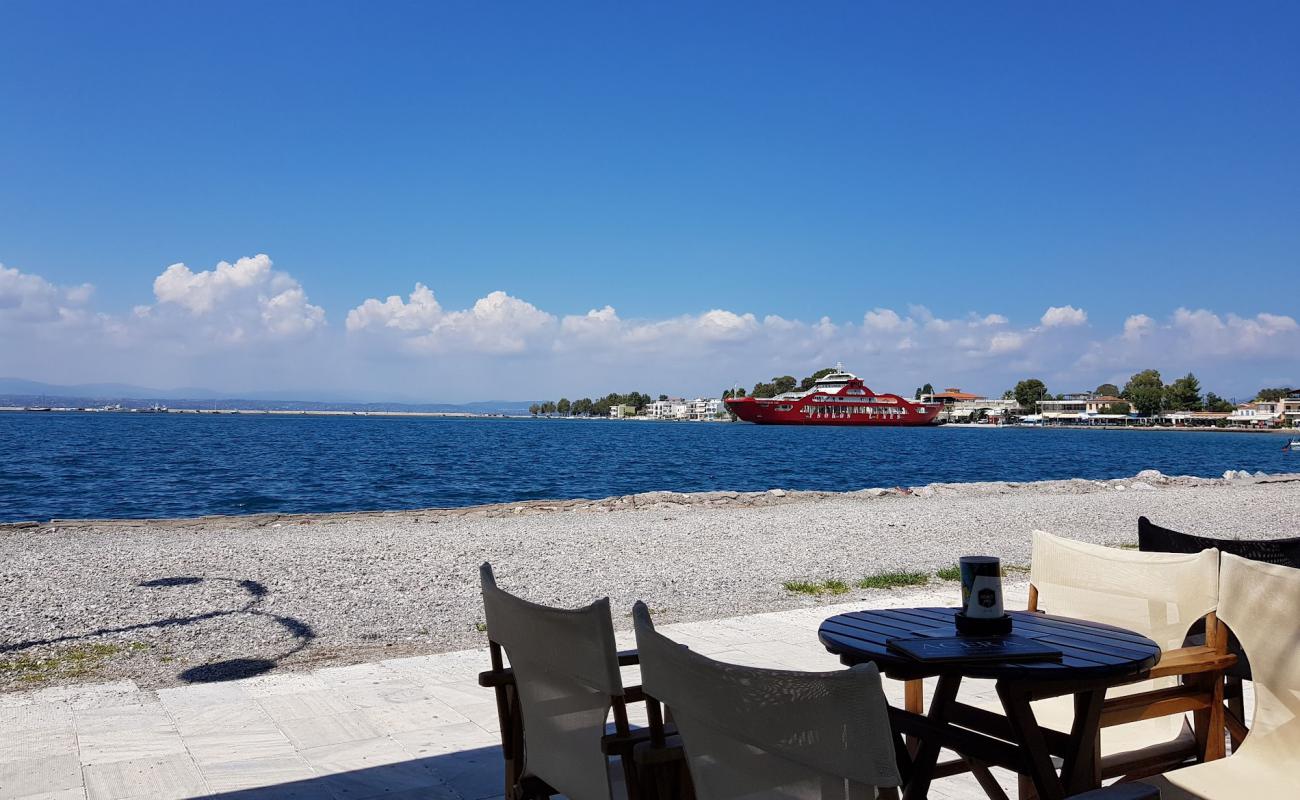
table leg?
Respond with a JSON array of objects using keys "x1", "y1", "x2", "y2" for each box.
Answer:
[
  {"x1": 996, "y1": 682, "x2": 1064, "y2": 800},
  {"x1": 902, "y1": 673, "x2": 961, "y2": 800},
  {"x1": 1059, "y1": 689, "x2": 1105, "y2": 795}
]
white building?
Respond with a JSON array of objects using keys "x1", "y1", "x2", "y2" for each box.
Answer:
[
  {"x1": 644, "y1": 398, "x2": 689, "y2": 420},
  {"x1": 643, "y1": 397, "x2": 722, "y2": 420},
  {"x1": 1225, "y1": 401, "x2": 1282, "y2": 427},
  {"x1": 688, "y1": 398, "x2": 723, "y2": 420}
]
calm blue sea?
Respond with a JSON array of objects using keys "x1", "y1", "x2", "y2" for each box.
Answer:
[{"x1": 0, "y1": 412, "x2": 1293, "y2": 522}]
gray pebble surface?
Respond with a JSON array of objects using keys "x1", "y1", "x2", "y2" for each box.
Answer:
[{"x1": 2, "y1": 470, "x2": 1298, "y2": 692}]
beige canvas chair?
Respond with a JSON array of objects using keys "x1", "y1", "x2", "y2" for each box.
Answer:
[
  {"x1": 479, "y1": 563, "x2": 642, "y2": 800},
  {"x1": 904, "y1": 531, "x2": 1230, "y2": 794},
  {"x1": 1025, "y1": 532, "x2": 1228, "y2": 782},
  {"x1": 1141, "y1": 553, "x2": 1300, "y2": 799},
  {"x1": 632, "y1": 601, "x2": 904, "y2": 800}
]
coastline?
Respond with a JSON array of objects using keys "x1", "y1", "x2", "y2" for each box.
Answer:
[{"x1": 4, "y1": 470, "x2": 1298, "y2": 692}]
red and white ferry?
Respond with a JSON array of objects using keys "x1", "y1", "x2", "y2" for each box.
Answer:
[{"x1": 724, "y1": 366, "x2": 943, "y2": 426}]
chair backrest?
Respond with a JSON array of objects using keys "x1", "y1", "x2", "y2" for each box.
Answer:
[
  {"x1": 632, "y1": 602, "x2": 900, "y2": 800},
  {"x1": 1030, "y1": 530, "x2": 1219, "y2": 651},
  {"x1": 480, "y1": 563, "x2": 623, "y2": 800},
  {"x1": 1138, "y1": 516, "x2": 1300, "y2": 569},
  {"x1": 1217, "y1": 554, "x2": 1300, "y2": 761}
]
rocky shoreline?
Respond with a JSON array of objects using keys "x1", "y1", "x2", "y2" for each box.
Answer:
[{"x1": 3, "y1": 470, "x2": 1298, "y2": 692}]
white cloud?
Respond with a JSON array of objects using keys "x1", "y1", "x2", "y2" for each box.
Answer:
[
  {"x1": 148, "y1": 254, "x2": 324, "y2": 340},
  {"x1": 863, "y1": 308, "x2": 913, "y2": 332},
  {"x1": 1040, "y1": 305, "x2": 1088, "y2": 328},
  {"x1": 347, "y1": 284, "x2": 556, "y2": 354},
  {"x1": 1123, "y1": 314, "x2": 1154, "y2": 340},
  {"x1": 3, "y1": 256, "x2": 1297, "y2": 400},
  {"x1": 0, "y1": 264, "x2": 93, "y2": 322}
]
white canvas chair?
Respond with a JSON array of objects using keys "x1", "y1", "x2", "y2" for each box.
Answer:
[
  {"x1": 1141, "y1": 553, "x2": 1300, "y2": 799},
  {"x1": 631, "y1": 601, "x2": 904, "y2": 800},
  {"x1": 479, "y1": 563, "x2": 642, "y2": 800},
  {"x1": 903, "y1": 531, "x2": 1229, "y2": 795},
  {"x1": 1022, "y1": 532, "x2": 1228, "y2": 784}
]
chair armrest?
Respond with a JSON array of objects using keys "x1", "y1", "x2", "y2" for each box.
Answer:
[
  {"x1": 478, "y1": 668, "x2": 513, "y2": 688},
  {"x1": 602, "y1": 722, "x2": 678, "y2": 756},
  {"x1": 1146, "y1": 645, "x2": 1237, "y2": 679},
  {"x1": 1067, "y1": 785, "x2": 1159, "y2": 800}
]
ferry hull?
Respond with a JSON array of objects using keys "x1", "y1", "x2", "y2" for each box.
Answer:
[{"x1": 725, "y1": 395, "x2": 942, "y2": 426}]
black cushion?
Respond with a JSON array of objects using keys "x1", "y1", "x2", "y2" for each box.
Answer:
[
  {"x1": 1137, "y1": 516, "x2": 1300, "y2": 568},
  {"x1": 1136, "y1": 516, "x2": 1300, "y2": 680}
]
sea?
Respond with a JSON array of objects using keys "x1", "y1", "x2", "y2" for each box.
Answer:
[{"x1": 0, "y1": 411, "x2": 1294, "y2": 522}]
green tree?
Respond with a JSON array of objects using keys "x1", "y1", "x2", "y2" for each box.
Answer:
[
  {"x1": 658, "y1": 394, "x2": 668, "y2": 402},
  {"x1": 1095, "y1": 383, "x2": 1120, "y2": 398},
  {"x1": 556, "y1": 398, "x2": 570, "y2": 415},
  {"x1": 1256, "y1": 387, "x2": 1290, "y2": 402},
  {"x1": 1204, "y1": 393, "x2": 1234, "y2": 413},
  {"x1": 921, "y1": 382, "x2": 934, "y2": 397},
  {"x1": 1165, "y1": 373, "x2": 1203, "y2": 411},
  {"x1": 1102, "y1": 402, "x2": 1131, "y2": 415},
  {"x1": 800, "y1": 368, "x2": 836, "y2": 391},
  {"x1": 751, "y1": 376, "x2": 795, "y2": 398},
  {"x1": 528, "y1": 404, "x2": 540, "y2": 416},
  {"x1": 1001, "y1": 389, "x2": 1015, "y2": 400},
  {"x1": 1013, "y1": 379, "x2": 1048, "y2": 412},
  {"x1": 1122, "y1": 369, "x2": 1165, "y2": 417},
  {"x1": 722, "y1": 387, "x2": 746, "y2": 399}
]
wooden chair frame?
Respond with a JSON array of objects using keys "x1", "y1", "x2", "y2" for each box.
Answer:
[
  {"x1": 903, "y1": 582, "x2": 1235, "y2": 797},
  {"x1": 479, "y1": 640, "x2": 667, "y2": 799}
]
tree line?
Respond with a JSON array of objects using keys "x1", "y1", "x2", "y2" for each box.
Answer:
[
  {"x1": 528, "y1": 392, "x2": 658, "y2": 417},
  {"x1": 1006, "y1": 371, "x2": 1276, "y2": 417}
]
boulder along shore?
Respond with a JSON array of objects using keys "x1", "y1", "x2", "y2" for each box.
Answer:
[{"x1": 3, "y1": 470, "x2": 1299, "y2": 692}]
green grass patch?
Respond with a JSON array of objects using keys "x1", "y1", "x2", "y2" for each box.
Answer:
[
  {"x1": 1001, "y1": 563, "x2": 1032, "y2": 575},
  {"x1": 474, "y1": 622, "x2": 488, "y2": 633},
  {"x1": 782, "y1": 579, "x2": 850, "y2": 596},
  {"x1": 936, "y1": 565, "x2": 961, "y2": 581},
  {"x1": 0, "y1": 641, "x2": 147, "y2": 684},
  {"x1": 855, "y1": 571, "x2": 930, "y2": 590}
]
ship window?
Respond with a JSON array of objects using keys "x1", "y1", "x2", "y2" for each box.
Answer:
[{"x1": 776, "y1": 404, "x2": 792, "y2": 411}]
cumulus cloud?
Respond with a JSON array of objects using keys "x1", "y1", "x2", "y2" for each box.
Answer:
[
  {"x1": 1040, "y1": 305, "x2": 1088, "y2": 328},
  {"x1": 1123, "y1": 314, "x2": 1154, "y2": 340},
  {"x1": 4, "y1": 255, "x2": 1298, "y2": 400},
  {"x1": 863, "y1": 308, "x2": 913, "y2": 332},
  {"x1": 148, "y1": 254, "x2": 324, "y2": 340},
  {"x1": 346, "y1": 284, "x2": 555, "y2": 354},
  {"x1": 0, "y1": 264, "x2": 93, "y2": 322}
]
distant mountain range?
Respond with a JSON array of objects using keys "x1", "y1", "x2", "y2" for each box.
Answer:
[{"x1": 0, "y1": 378, "x2": 538, "y2": 415}]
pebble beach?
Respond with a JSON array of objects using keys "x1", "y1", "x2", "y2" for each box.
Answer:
[{"x1": 3, "y1": 470, "x2": 1299, "y2": 693}]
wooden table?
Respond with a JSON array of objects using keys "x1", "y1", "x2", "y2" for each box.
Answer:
[{"x1": 819, "y1": 607, "x2": 1161, "y2": 800}]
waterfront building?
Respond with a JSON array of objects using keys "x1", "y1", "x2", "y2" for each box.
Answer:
[
  {"x1": 609, "y1": 404, "x2": 637, "y2": 419},
  {"x1": 644, "y1": 398, "x2": 689, "y2": 420},
  {"x1": 1284, "y1": 390, "x2": 1300, "y2": 426},
  {"x1": 688, "y1": 398, "x2": 723, "y2": 420},
  {"x1": 920, "y1": 388, "x2": 984, "y2": 408},
  {"x1": 1159, "y1": 411, "x2": 1233, "y2": 427},
  {"x1": 1226, "y1": 401, "x2": 1282, "y2": 427},
  {"x1": 947, "y1": 397, "x2": 1020, "y2": 423},
  {"x1": 1038, "y1": 393, "x2": 1134, "y2": 425}
]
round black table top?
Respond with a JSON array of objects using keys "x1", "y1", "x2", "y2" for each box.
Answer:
[{"x1": 819, "y1": 607, "x2": 1161, "y2": 681}]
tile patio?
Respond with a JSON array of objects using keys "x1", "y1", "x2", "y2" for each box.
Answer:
[{"x1": 0, "y1": 584, "x2": 1234, "y2": 800}]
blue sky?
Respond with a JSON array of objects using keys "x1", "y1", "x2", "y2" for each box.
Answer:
[{"x1": 1, "y1": 3, "x2": 1297, "y2": 401}]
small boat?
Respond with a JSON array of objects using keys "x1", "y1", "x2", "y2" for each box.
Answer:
[{"x1": 1284, "y1": 438, "x2": 1300, "y2": 451}]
